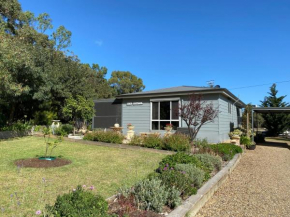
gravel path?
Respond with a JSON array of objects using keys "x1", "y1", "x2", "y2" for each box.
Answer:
[{"x1": 196, "y1": 140, "x2": 290, "y2": 217}]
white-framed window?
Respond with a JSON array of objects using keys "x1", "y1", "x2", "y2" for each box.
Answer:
[{"x1": 151, "y1": 100, "x2": 180, "y2": 130}]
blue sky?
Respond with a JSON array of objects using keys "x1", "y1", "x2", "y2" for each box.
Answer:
[{"x1": 19, "y1": 0, "x2": 290, "y2": 105}]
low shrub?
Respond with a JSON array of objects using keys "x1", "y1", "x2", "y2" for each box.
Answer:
[
  {"x1": 174, "y1": 164, "x2": 205, "y2": 188},
  {"x1": 159, "y1": 170, "x2": 197, "y2": 198},
  {"x1": 129, "y1": 135, "x2": 143, "y2": 146},
  {"x1": 84, "y1": 131, "x2": 124, "y2": 144},
  {"x1": 194, "y1": 138, "x2": 209, "y2": 148},
  {"x1": 194, "y1": 153, "x2": 222, "y2": 172},
  {"x1": 54, "y1": 124, "x2": 74, "y2": 136},
  {"x1": 142, "y1": 134, "x2": 163, "y2": 149},
  {"x1": 133, "y1": 178, "x2": 169, "y2": 213},
  {"x1": 209, "y1": 143, "x2": 243, "y2": 161},
  {"x1": 0, "y1": 121, "x2": 33, "y2": 132},
  {"x1": 166, "y1": 187, "x2": 182, "y2": 209},
  {"x1": 240, "y1": 135, "x2": 251, "y2": 146},
  {"x1": 45, "y1": 185, "x2": 109, "y2": 217},
  {"x1": 158, "y1": 152, "x2": 204, "y2": 171},
  {"x1": 163, "y1": 133, "x2": 190, "y2": 152}
]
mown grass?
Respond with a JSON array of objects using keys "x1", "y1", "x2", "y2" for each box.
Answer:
[{"x1": 0, "y1": 136, "x2": 167, "y2": 216}]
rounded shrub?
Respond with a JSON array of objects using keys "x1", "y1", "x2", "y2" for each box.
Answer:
[
  {"x1": 162, "y1": 133, "x2": 190, "y2": 151},
  {"x1": 194, "y1": 153, "x2": 222, "y2": 172},
  {"x1": 45, "y1": 185, "x2": 109, "y2": 217},
  {"x1": 174, "y1": 164, "x2": 205, "y2": 188},
  {"x1": 159, "y1": 170, "x2": 197, "y2": 198},
  {"x1": 133, "y1": 178, "x2": 168, "y2": 213},
  {"x1": 158, "y1": 152, "x2": 203, "y2": 171}
]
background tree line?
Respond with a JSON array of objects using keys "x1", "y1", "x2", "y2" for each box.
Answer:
[{"x1": 0, "y1": 0, "x2": 145, "y2": 127}]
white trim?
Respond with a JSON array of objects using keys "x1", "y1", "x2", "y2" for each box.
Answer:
[
  {"x1": 150, "y1": 97, "x2": 180, "y2": 102},
  {"x1": 150, "y1": 100, "x2": 180, "y2": 130}
]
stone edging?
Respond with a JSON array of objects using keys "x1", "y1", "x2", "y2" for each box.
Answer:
[{"x1": 168, "y1": 152, "x2": 243, "y2": 217}]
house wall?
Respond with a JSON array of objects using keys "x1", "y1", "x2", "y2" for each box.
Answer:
[
  {"x1": 218, "y1": 94, "x2": 242, "y2": 142},
  {"x1": 121, "y1": 93, "x2": 242, "y2": 143}
]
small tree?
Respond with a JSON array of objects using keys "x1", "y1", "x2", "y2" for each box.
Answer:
[
  {"x1": 260, "y1": 84, "x2": 290, "y2": 136},
  {"x1": 62, "y1": 95, "x2": 95, "y2": 135},
  {"x1": 178, "y1": 94, "x2": 219, "y2": 142}
]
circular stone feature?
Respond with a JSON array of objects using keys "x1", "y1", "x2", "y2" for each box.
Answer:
[{"x1": 15, "y1": 158, "x2": 71, "y2": 168}]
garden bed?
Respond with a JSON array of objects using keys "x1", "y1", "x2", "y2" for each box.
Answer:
[{"x1": 15, "y1": 158, "x2": 71, "y2": 168}]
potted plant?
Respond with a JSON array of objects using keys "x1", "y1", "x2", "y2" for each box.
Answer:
[
  {"x1": 164, "y1": 123, "x2": 173, "y2": 132},
  {"x1": 229, "y1": 129, "x2": 243, "y2": 139},
  {"x1": 246, "y1": 141, "x2": 256, "y2": 150},
  {"x1": 127, "y1": 123, "x2": 134, "y2": 130}
]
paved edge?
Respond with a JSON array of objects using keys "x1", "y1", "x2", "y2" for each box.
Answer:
[
  {"x1": 168, "y1": 152, "x2": 243, "y2": 217},
  {"x1": 33, "y1": 134, "x2": 174, "y2": 155}
]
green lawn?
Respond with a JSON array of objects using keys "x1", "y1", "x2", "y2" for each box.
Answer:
[{"x1": 0, "y1": 136, "x2": 167, "y2": 216}]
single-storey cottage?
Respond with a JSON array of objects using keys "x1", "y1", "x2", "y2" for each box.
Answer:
[{"x1": 93, "y1": 86, "x2": 246, "y2": 143}]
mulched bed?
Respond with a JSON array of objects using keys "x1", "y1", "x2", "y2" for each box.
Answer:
[{"x1": 15, "y1": 158, "x2": 71, "y2": 168}]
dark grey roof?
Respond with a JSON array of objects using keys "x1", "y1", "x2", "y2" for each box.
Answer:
[
  {"x1": 119, "y1": 86, "x2": 211, "y2": 96},
  {"x1": 116, "y1": 85, "x2": 246, "y2": 107}
]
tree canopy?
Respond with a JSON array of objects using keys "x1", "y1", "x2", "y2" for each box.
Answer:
[
  {"x1": 260, "y1": 84, "x2": 290, "y2": 136},
  {"x1": 0, "y1": 0, "x2": 144, "y2": 127}
]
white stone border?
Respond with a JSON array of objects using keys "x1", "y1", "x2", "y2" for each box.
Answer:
[{"x1": 168, "y1": 153, "x2": 243, "y2": 217}]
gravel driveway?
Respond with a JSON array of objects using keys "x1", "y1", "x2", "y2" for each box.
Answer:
[{"x1": 196, "y1": 139, "x2": 290, "y2": 217}]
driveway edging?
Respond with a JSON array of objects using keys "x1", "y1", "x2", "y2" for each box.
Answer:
[{"x1": 168, "y1": 152, "x2": 243, "y2": 217}]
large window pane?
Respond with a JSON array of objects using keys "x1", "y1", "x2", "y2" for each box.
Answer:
[
  {"x1": 152, "y1": 102, "x2": 159, "y2": 119},
  {"x1": 171, "y1": 121, "x2": 179, "y2": 130},
  {"x1": 152, "y1": 121, "x2": 159, "y2": 130},
  {"x1": 172, "y1": 101, "x2": 179, "y2": 120},
  {"x1": 160, "y1": 101, "x2": 170, "y2": 120}
]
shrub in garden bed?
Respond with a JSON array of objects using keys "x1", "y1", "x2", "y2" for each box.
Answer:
[
  {"x1": 194, "y1": 153, "x2": 222, "y2": 172},
  {"x1": 129, "y1": 133, "x2": 190, "y2": 151},
  {"x1": 84, "y1": 131, "x2": 124, "y2": 144},
  {"x1": 174, "y1": 164, "x2": 205, "y2": 188},
  {"x1": 158, "y1": 152, "x2": 204, "y2": 171},
  {"x1": 163, "y1": 133, "x2": 190, "y2": 152},
  {"x1": 46, "y1": 185, "x2": 110, "y2": 217},
  {"x1": 240, "y1": 135, "x2": 251, "y2": 146},
  {"x1": 209, "y1": 143, "x2": 243, "y2": 161}
]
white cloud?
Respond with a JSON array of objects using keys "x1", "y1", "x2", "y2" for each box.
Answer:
[{"x1": 94, "y1": 40, "x2": 103, "y2": 46}]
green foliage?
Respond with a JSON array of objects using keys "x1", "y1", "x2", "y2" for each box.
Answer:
[
  {"x1": 108, "y1": 71, "x2": 145, "y2": 95},
  {"x1": 142, "y1": 134, "x2": 163, "y2": 149},
  {"x1": 42, "y1": 127, "x2": 63, "y2": 157},
  {"x1": 0, "y1": 121, "x2": 32, "y2": 131},
  {"x1": 45, "y1": 185, "x2": 109, "y2": 217},
  {"x1": 163, "y1": 133, "x2": 190, "y2": 152},
  {"x1": 175, "y1": 164, "x2": 205, "y2": 188},
  {"x1": 240, "y1": 135, "x2": 252, "y2": 146},
  {"x1": 159, "y1": 152, "x2": 203, "y2": 171},
  {"x1": 209, "y1": 143, "x2": 243, "y2": 161},
  {"x1": 260, "y1": 84, "x2": 290, "y2": 136},
  {"x1": 159, "y1": 170, "x2": 197, "y2": 198},
  {"x1": 133, "y1": 178, "x2": 168, "y2": 213},
  {"x1": 129, "y1": 135, "x2": 143, "y2": 146},
  {"x1": 194, "y1": 138, "x2": 209, "y2": 148},
  {"x1": 83, "y1": 131, "x2": 124, "y2": 144},
  {"x1": 54, "y1": 124, "x2": 74, "y2": 136},
  {"x1": 194, "y1": 153, "x2": 222, "y2": 172},
  {"x1": 166, "y1": 187, "x2": 182, "y2": 209},
  {"x1": 63, "y1": 95, "x2": 95, "y2": 123},
  {"x1": 33, "y1": 111, "x2": 57, "y2": 125}
]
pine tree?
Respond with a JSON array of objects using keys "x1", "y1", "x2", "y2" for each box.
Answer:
[{"x1": 260, "y1": 84, "x2": 290, "y2": 136}]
